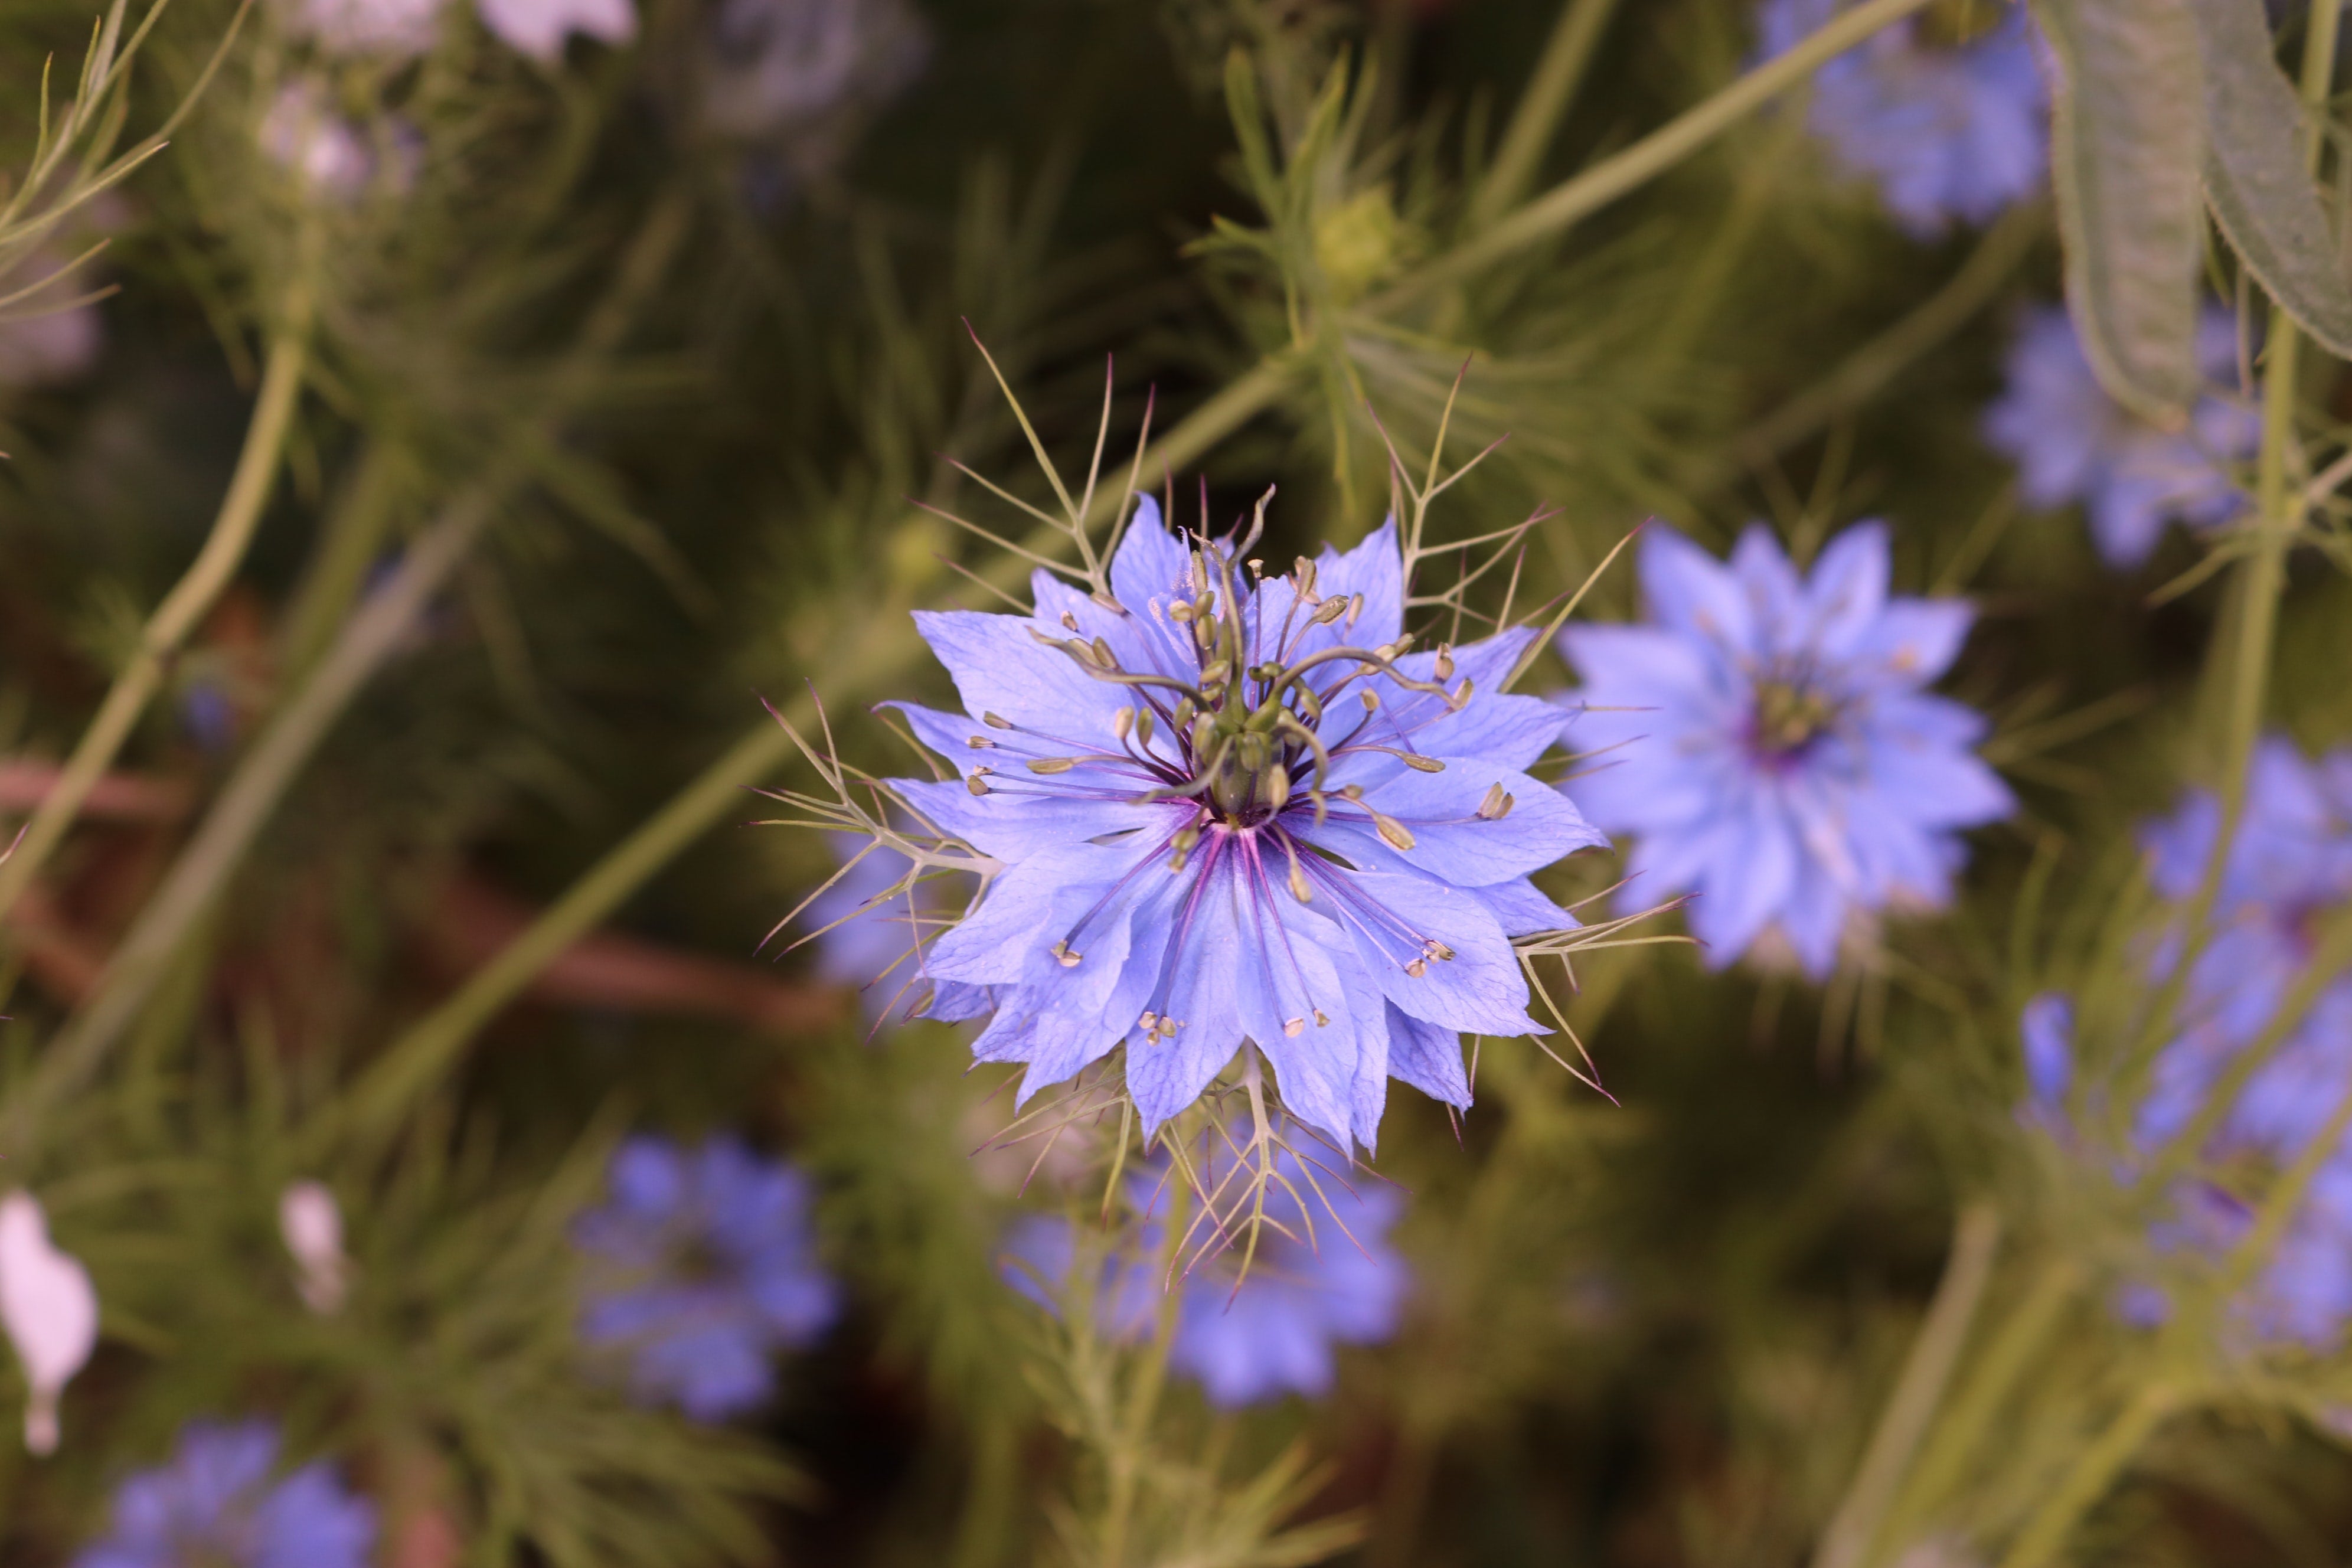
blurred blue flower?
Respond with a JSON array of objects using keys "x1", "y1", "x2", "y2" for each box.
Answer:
[
  {"x1": 809, "y1": 836, "x2": 993, "y2": 1027},
  {"x1": 1002, "y1": 1153, "x2": 1409, "y2": 1407},
  {"x1": 1756, "y1": 0, "x2": 2047, "y2": 237},
  {"x1": 1560, "y1": 522, "x2": 2012, "y2": 978},
  {"x1": 73, "y1": 1419, "x2": 374, "y2": 1568},
  {"x1": 573, "y1": 1135, "x2": 839, "y2": 1422},
  {"x1": 882, "y1": 498, "x2": 1603, "y2": 1152},
  {"x1": 2132, "y1": 738, "x2": 2352, "y2": 1154},
  {"x1": 1983, "y1": 306, "x2": 2260, "y2": 568},
  {"x1": 2020, "y1": 740, "x2": 2352, "y2": 1348}
]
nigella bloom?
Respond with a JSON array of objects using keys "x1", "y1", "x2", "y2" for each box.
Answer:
[
  {"x1": 72, "y1": 1419, "x2": 374, "y2": 1568},
  {"x1": 1984, "y1": 306, "x2": 2259, "y2": 568},
  {"x1": 1560, "y1": 523, "x2": 2012, "y2": 978},
  {"x1": 2131, "y1": 738, "x2": 2352, "y2": 1156},
  {"x1": 1004, "y1": 1154, "x2": 1409, "y2": 1407},
  {"x1": 1756, "y1": 0, "x2": 2047, "y2": 237},
  {"x1": 572, "y1": 1135, "x2": 839, "y2": 1422},
  {"x1": 2017, "y1": 992, "x2": 2352, "y2": 1350},
  {"x1": 881, "y1": 498, "x2": 1604, "y2": 1152},
  {"x1": 701, "y1": 0, "x2": 927, "y2": 145},
  {"x1": 283, "y1": 0, "x2": 633, "y2": 61}
]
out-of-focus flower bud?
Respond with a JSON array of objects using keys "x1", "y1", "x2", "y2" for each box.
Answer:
[
  {"x1": 279, "y1": 1180, "x2": 353, "y2": 1315},
  {"x1": 0, "y1": 1191, "x2": 97, "y2": 1456}
]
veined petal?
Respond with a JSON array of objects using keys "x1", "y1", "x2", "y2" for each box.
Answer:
[
  {"x1": 1299, "y1": 765, "x2": 1606, "y2": 886},
  {"x1": 1385, "y1": 1003, "x2": 1471, "y2": 1108},
  {"x1": 1325, "y1": 870, "x2": 1538, "y2": 1036}
]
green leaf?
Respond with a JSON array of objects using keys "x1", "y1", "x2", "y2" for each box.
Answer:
[
  {"x1": 2191, "y1": 0, "x2": 2352, "y2": 357},
  {"x1": 2031, "y1": 0, "x2": 2208, "y2": 422}
]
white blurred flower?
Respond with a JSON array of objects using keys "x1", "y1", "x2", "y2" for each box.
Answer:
[
  {"x1": 279, "y1": 1180, "x2": 352, "y2": 1315},
  {"x1": 701, "y1": 0, "x2": 926, "y2": 149},
  {"x1": 0, "y1": 1192, "x2": 97, "y2": 1456},
  {"x1": 475, "y1": 0, "x2": 636, "y2": 61},
  {"x1": 283, "y1": 0, "x2": 444, "y2": 57},
  {"x1": 259, "y1": 81, "x2": 420, "y2": 202}
]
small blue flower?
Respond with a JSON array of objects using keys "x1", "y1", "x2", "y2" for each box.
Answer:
[
  {"x1": 2021, "y1": 739, "x2": 2352, "y2": 1348},
  {"x1": 881, "y1": 498, "x2": 1605, "y2": 1152},
  {"x1": 73, "y1": 1419, "x2": 374, "y2": 1568},
  {"x1": 1983, "y1": 306, "x2": 2260, "y2": 568},
  {"x1": 809, "y1": 835, "x2": 993, "y2": 1026},
  {"x1": 573, "y1": 1135, "x2": 839, "y2": 1422},
  {"x1": 2132, "y1": 739, "x2": 2352, "y2": 1155},
  {"x1": 1002, "y1": 1153, "x2": 1409, "y2": 1407},
  {"x1": 1559, "y1": 522, "x2": 2013, "y2": 978},
  {"x1": 1757, "y1": 0, "x2": 2047, "y2": 237}
]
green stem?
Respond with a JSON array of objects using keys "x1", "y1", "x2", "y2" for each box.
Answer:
[
  {"x1": 277, "y1": 437, "x2": 404, "y2": 684},
  {"x1": 329, "y1": 357, "x2": 1295, "y2": 1148},
  {"x1": 1465, "y1": 0, "x2": 1625, "y2": 230},
  {"x1": 1876, "y1": 1257, "x2": 2080, "y2": 1554},
  {"x1": 1386, "y1": 0, "x2": 1938, "y2": 301},
  {"x1": 5, "y1": 189, "x2": 696, "y2": 1160},
  {"x1": 0, "y1": 268, "x2": 313, "y2": 926},
  {"x1": 1996, "y1": 1385, "x2": 2176, "y2": 1568},
  {"x1": 9, "y1": 492, "x2": 496, "y2": 1158},
  {"x1": 1811, "y1": 1204, "x2": 2003, "y2": 1568}
]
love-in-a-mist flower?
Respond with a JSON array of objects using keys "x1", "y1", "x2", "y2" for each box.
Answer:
[
  {"x1": 1560, "y1": 523, "x2": 2013, "y2": 977},
  {"x1": 283, "y1": 0, "x2": 633, "y2": 60},
  {"x1": 809, "y1": 836, "x2": 992, "y2": 1027},
  {"x1": 1003, "y1": 1152, "x2": 1409, "y2": 1407},
  {"x1": 883, "y1": 498, "x2": 1603, "y2": 1152},
  {"x1": 701, "y1": 0, "x2": 927, "y2": 145},
  {"x1": 572, "y1": 1135, "x2": 839, "y2": 1421},
  {"x1": 71, "y1": 1419, "x2": 375, "y2": 1568},
  {"x1": 2015, "y1": 988, "x2": 2352, "y2": 1350},
  {"x1": 258, "y1": 82, "x2": 420, "y2": 203},
  {"x1": 1984, "y1": 306, "x2": 2259, "y2": 568},
  {"x1": 278, "y1": 1181, "x2": 352, "y2": 1315},
  {"x1": 1756, "y1": 0, "x2": 2047, "y2": 237},
  {"x1": 0, "y1": 1191, "x2": 97, "y2": 1455}
]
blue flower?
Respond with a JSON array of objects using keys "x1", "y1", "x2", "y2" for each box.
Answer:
[
  {"x1": 1559, "y1": 522, "x2": 2013, "y2": 978},
  {"x1": 1983, "y1": 306, "x2": 2259, "y2": 568},
  {"x1": 809, "y1": 835, "x2": 993, "y2": 1027},
  {"x1": 1002, "y1": 1153, "x2": 1409, "y2": 1407},
  {"x1": 573, "y1": 1135, "x2": 839, "y2": 1421},
  {"x1": 880, "y1": 498, "x2": 1605, "y2": 1152},
  {"x1": 2020, "y1": 739, "x2": 2352, "y2": 1348},
  {"x1": 73, "y1": 1419, "x2": 374, "y2": 1568},
  {"x1": 1757, "y1": 0, "x2": 2047, "y2": 237}
]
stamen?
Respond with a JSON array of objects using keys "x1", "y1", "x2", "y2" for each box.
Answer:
[
  {"x1": 968, "y1": 735, "x2": 997, "y2": 749},
  {"x1": 1435, "y1": 643, "x2": 1455, "y2": 680},
  {"x1": 983, "y1": 712, "x2": 1013, "y2": 729},
  {"x1": 1283, "y1": 1017, "x2": 1305, "y2": 1037},
  {"x1": 1476, "y1": 784, "x2": 1516, "y2": 821},
  {"x1": 1404, "y1": 957, "x2": 1427, "y2": 978},
  {"x1": 1060, "y1": 611, "x2": 1080, "y2": 631},
  {"x1": 1051, "y1": 940, "x2": 1082, "y2": 968},
  {"x1": 1027, "y1": 757, "x2": 1079, "y2": 775},
  {"x1": 1112, "y1": 706, "x2": 1135, "y2": 741},
  {"x1": 966, "y1": 772, "x2": 991, "y2": 796},
  {"x1": 1373, "y1": 811, "x2": 1417, "y2": 851},
  {"x1": 1345, "y1": 593, "x2": 1364, "y2": 628}
]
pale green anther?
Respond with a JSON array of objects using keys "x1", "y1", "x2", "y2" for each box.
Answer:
[
  {"x1": 1373, "y1": 812, "x2": 1417, "y2": 852},
  {"x1": 1112, "y1": 705, "x2": 1135, "y2": 741},
  {"x1": 1135, "y1": 708, "x2": 1155, "y2": 746},
  {"x1": 983, "y1": 711, "x2": 1013, "y2": 729},
  {"x1": 1400, "y1": 753, "x2": 1445, "y2": 773},
  {"x1": 1028, "y1": 757, "x2": 1077, "y2": 775}
]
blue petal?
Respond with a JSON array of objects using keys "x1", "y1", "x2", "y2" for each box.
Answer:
[{"x1": 1386, "y1": 1003, "x2": 1470, "y2": 1108}]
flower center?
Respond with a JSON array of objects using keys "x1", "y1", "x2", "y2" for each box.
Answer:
[
  {"x1": 668, "y1": 1233, "x2": 736, "y2": 1288},
  {"x1": 1749, "y1": 678, "x2": 1837, "y2": 760},
  {"x1": 1914, "y1": 0, "x2": 2004, "y2": 48}
]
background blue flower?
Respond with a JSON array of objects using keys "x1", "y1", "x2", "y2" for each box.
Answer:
[
  {"x1": 573, "y1": 1135, "x2": 840, "y2": 1421},
  {"x1": 2022, "y1": 739, "x2": 2352, "y2": 1349},
  {"x1": 1983, "y1": 306, "x2": 2260, "y2": 568},
  {"x1": 1002, "y1": 1152, "x2": 1409, "y2": 1407},
  {"x1": 1756, "y1": 0, "x2": 2047, "y2": 236},
  {"x1": 884, "y1": 498, "x2": 1605, "y2": 1152},
  {"x1": 1560, "y1": 522, "x2": 2011, "y2": 978},
  {"x1": 73, "y1": 1419, "x2": 374, "y2": 1568},
  {"x1": 809, "y1": 835, "x2": 993, "y2": 1027}
]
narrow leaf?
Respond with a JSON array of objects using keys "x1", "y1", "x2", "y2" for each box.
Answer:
[
  {"x1": 2031, "y1": 0, "x2": 2207, "y2": 422},
  {"x1": 2191, "y1": 0, "x2": 2352, "y2": 357}
]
